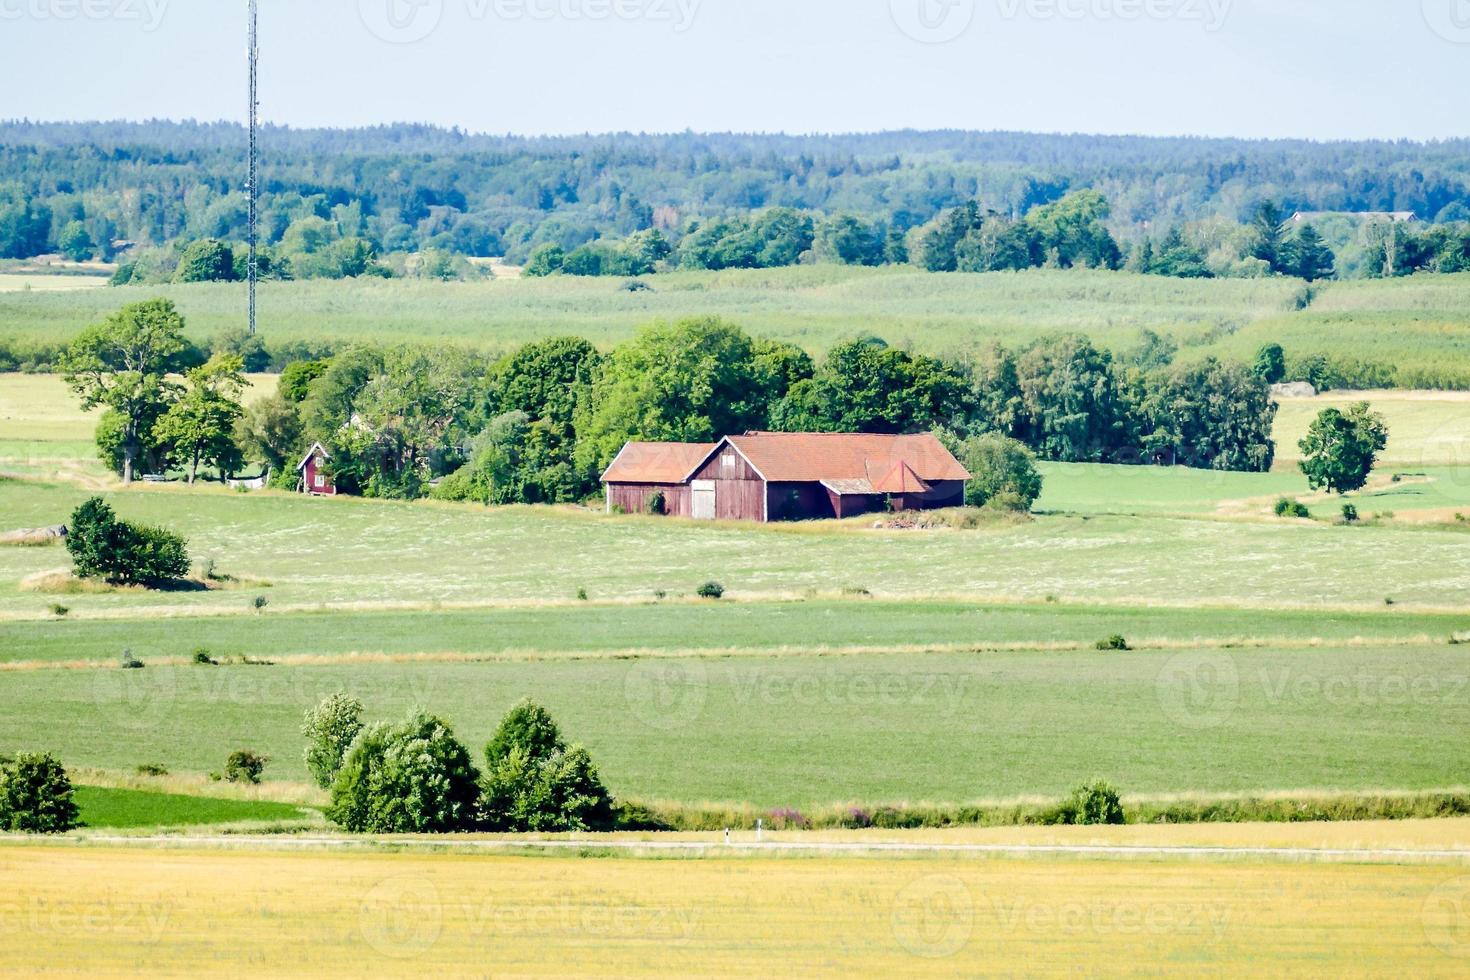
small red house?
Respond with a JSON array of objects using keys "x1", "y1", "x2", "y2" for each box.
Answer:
[
  {"x1": 602, "y1": 432, "x2": 969, "y2": 522},
  {"x1": 297, "y1": 442, "x2": 337, "y2": 496}
]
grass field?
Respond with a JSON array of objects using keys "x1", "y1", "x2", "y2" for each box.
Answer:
[
  {"x1": 3, "y1": 642, "x2": 1466, "y2": 804},
  {"x1": 72, "y1": 785, "x2": 316, "y2": 829},
  {"x1": 2, "y1": 842, "x2": 1467, "y2": 976}
]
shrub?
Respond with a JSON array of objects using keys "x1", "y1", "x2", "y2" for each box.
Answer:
[
  {"x1": 576, "y1": 587, "x2": 589, "y2": 601},
  {"x1": 192, "y1": 648, "x2": 217, "y2": 666},
  {"x1": 47, "y1": 603, "x2": 68, "y2": 617},
  {"x1": 66, "y1": 498, "x2": 190, "y2": 585},
  {"x1": 1274, "y1": 497, "x2": 1311, "y2": 519},
  {"x1": 644, "y1": 490, "x2": 665, "y2": 515},
  {"x1": 327, "y1": 712, "x2": 482, "y2": 833},
  {"x1": 119, "y1": 650, "x2": 144, "y2": 669},
  {"x1": 225, "y1": 750, "x2": 268, "y2": 785},
  {"x1": 1096, "y1": 635, "x2": 1130, "y2": 651},
  {"x1": 1342, "y1": 503, "x2": 1359, "y2": 523},
  {"x1": 952, "y1": 432, "x2": 1044, "y2": 511},
  {"x1": 479, "y1": 699, "x2": 615, "y2": 833},
  {"x1": 697, "y1": 581, "x2": 725, "y2": 600},
  {"x1": 135, "y1": 763, "x2": 169, "y2": 777},
  {"x1": 0, "y1": 753, "x2": 79, "y2": 834},
  {"x1": 302, "y1": 694, "x2": 364, "y2": 790},
  {"x1": 1045, "y1": 780, "x2": 1126, "y2": 826},
  {"x1": 252, "y1": 595, "x2": 269, "y2": 612},
  {"x1": 768, "y1": 807, "x2": 810, "y2": 830}
]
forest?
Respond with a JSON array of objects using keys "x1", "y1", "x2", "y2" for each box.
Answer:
[{"x1": 4, "y1": 121, "x2": 1470, "y2": 283}]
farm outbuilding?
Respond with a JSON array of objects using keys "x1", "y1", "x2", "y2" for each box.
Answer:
[
  {"x1": 602, "y1": 432, "x2": 969, "y2": 522},
  {"x1": 297, "y1": 442, "x2": 337, "y2": 496}
]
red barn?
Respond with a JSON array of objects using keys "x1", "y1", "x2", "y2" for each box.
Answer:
[
  {"x1": 297, "y1": 442, "x2": 337, "y2": 496},
  {"x1": 602, "y1": 432, "x2": 969, "y2": 522}
]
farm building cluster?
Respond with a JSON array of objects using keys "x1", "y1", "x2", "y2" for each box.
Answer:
[{"x1": 601, "y1": 432, "x2": 970, "y2": 522}]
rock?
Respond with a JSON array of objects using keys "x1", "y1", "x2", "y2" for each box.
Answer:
[{"x1": 1271, "y1": 381, "x2": 1318, "y2": 399}]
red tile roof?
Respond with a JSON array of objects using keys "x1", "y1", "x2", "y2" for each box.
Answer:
[
  {"x1": 722, "y1": 432, "x2": 969, "y2": 484},
  {"x1": 869, "y1": 460, "x2": 932, "y2": 494},
  {"x1": 602, "y1": 441, "x2": 717, "y2": 484}
]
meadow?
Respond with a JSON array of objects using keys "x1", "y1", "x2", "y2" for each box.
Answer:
[
  {"x1": 2, "y1": 843, "x2": 1467, "y2": 976},
  {"x1": 2, "y1": 642, "x2": 1467, "y2": 805},
  {"x1": 72, "y1": 785, "x2": 315, "y2": 830}
]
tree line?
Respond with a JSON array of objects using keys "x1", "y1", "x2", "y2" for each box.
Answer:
[
  {"x1": 6, "y1": 121, "x2": 1470, "y2": 281},
  {"x1": 66, "y1": 300, "x2": 1280, "y2": 502}
]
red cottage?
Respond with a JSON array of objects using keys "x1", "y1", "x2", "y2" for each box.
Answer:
[
  {"x1": 297, "y1": 442, "x2": 337, "y2": 496},
  {"x1": 602, "y1": 432, "x2": 970, "y2": 522}
]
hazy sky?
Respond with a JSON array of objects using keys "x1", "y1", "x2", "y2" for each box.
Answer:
[{"x1": 1, "y1": 0, "x2": 1468, "y2": 139}]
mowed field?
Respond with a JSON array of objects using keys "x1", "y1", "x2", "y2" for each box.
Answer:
[{"x1": 3, "y1": 842, "x2": 1470, "y2": 976}]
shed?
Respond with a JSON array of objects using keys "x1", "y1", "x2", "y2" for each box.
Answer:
[
  {"x1": 297, "y1": 443, "x2": 337, "y2": 496},
  {"x1": 601, "y1": 441, "x2": 716, "y2": 516}
]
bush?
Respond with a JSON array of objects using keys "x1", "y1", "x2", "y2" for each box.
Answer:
[
  {"x1": 135, "y1": 763, "x2": 169, "y2": 777},
  {"x1": 1274, "y1": 497, "x2": 1311, "y2": 519},
  {"x1": 952, "y1": 432, "x2": 1044, "y2": 511},
  {"x1": 47, "y1": 604, "x2": 68, "y2": 617},
  {"x1": 302, "y1": 694, "x2": 364, "y2": 790},
  {"x1": 644, "y1": 490, "x2": 665, "y2": 515},
  {"x1": 192, "y1": 648, "x2": 217, "y2": 666},
  {"x1": 225, "y1": 750, "x2": 268, "y2": 785},
  {"x1": 1045, "y1": 780, "x2": 1126, "y2": 826},
  {"x1": 327, "y1": 711, "x2": 482, "y2": 833},
  {"x1": 697, "y1": 581, "x2": 725, "y2": 600},
  {"x1": 1342, "y1": 503, "x2": 1359, "y2": 523},
  {"x1": 1096, "y1": 635, "x2": 1130, "y2": 651},
  {"x1": 0, "y1": 753, "x2": 79, "y2": 834},
  {"x1": 66, "y1": 497, "x2": 190, "y2": 586},
  {"x1": 479, "y1": 699, "x2": 615, "y2": 833},
  {"x1": 119, "y1": 650, "x2": 144, "y2": 669}
]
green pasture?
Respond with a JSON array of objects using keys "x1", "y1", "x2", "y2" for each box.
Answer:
[
  {"x1": 1275, "y1": 391, "x2": 1470, "y2": 468},
  {"x1": 5, "y1": 479, "x2": 1470, "y2": 614},
  {"x1": 73, "y1": 785, "x2": 314, "y2": 829},
  {"x1": 0, "y1": 266, "x2": 1308, "y2": 354},
  {"x1": 5, "y1": 644, "x2": 1467, "y2": 805},
  {"x1": 3, "y1": 600, "x2": 1465, "y2": 666},
  {"x1": 1034, "y1": 462, "x2": 1307, "y2": 514}
]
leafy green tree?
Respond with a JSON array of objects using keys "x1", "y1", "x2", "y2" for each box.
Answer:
[
  {"x1": 57, "y1": 220, "x2": 95, "y2": 262},
  {"x1": 278, "y1": 359, "x2": 329, "y2": 403},
  {"x1": 234, "y1": 393, "x2": 304, "y2": 483},
  {"x1": 918, "y1": 201, "x2": 984, "y2": 272},
  {"x1": 955, "y1": 218, "x2": 1039, "y2": 272},
  {"x1": 815, "y1": 215, "x2": 884, "y2": 266},
  {"x1": 1139, "y1": 359, "x2": 1277, "y2": 471},
  {"x1": 1299, "y1": 402, "x2": 1388, "y2": 493},
  {"x1": 1252, "y1": 343, "x2": 1287, "y2": 385},
  {"x1": 948, "y1": 432, "x2": 1043, "y2": 510},
  {"x1": 1025, "y1": 191, "x2": 1121, "y2": 269},
  {"x1": 0, "y1": 191, "x2": 51, "y2": 259},
  {"x1": 61, "y1": 299, "x2": 192, "y2": 482},
  {"x1": 772, "y1": 339, "x2": 968, "y2": 434},
  {"x1": 302, "y1": 694, "x2": 364, "y2": 790},
  {"x1": 65, "y1": 496, "x2": 190, "y2": 585},
  {"x1": 154, "y1": 355, "x2": 247, "y2": 483},
  {"x1": 432, "y1": 410, "x2": 533, "y2": 505},
  {"x1": 1147, "y1": 228, "x2": 1213, "y2": 278},
  {"x1": 1283, "y1": 224, "x2": 1335, "y2": 282},
  {"x1": 523, "y1": 243, "x2": 566, "y2": 277},
  {"x1": 212, "y1": 325, "x2": 271, "y2": 373},
  {"x1": 479, "y1": 699, "x2": 615, "y2": 833},
  {"x1": 0, "y1": 754, "x2": 79, "y2": 834},
  {"x1": 1012, "y1": 335, "x2": 1131, "y2": 462},
  {"x1": 327, "y1": 712, "x2": 481, "y2": 834},
  {"x1": 574, "y1": 318, "x2": 773, "y2": 474},
  {"x1": 173, "y1": 239, "x2": 237, "y2": 282}
]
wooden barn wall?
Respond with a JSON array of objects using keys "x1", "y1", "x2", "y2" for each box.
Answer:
[
  {"x1": 692, "y1": 446, "x2": 766, "y2": 521},
  {"x1": 691, "y1": 447, "x2": 761, "y2": 483},
  {"x1": 607, "y1": 483, "x2": 691, "y2": 517},
  {"x1": 922, "y1": 481, "x2": 966, "y2": 508}
]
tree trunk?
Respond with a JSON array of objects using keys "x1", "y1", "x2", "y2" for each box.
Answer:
[{"x1": 189, "y1": 447, "x2": 201, "y2": 485}]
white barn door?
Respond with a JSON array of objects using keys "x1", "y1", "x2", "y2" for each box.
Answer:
[{"x1": 691, "y1": 480, "x2": 716, "y2": 520}]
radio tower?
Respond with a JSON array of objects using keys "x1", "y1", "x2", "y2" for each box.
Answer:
[{"x1": 246, "y1": 0, "x2": 259, "y2": 335}]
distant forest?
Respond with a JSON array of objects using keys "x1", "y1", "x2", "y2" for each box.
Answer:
[{"x1": 4, "y1": 120, "x2": 1470, "y2": 280}]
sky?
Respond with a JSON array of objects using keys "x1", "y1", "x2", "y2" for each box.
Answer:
[{"x1": 1, "y1": 0, "x2": 1468, "y2": 140}]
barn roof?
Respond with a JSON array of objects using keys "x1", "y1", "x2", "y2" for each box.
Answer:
[
  {"x1": 602, "y1": 441, "x2": 718, "y2": 484},
  {"x1": 703, "y1": 433, "x2": 969, "y2": 484}
]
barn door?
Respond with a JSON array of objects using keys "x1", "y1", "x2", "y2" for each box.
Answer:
[{"x1": 691, "y1": 480, "x2": 716, "y2": 520}]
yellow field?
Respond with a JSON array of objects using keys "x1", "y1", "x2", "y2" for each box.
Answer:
[
  {"x1": 1, "y1": 841, "x2": 1468, "y2": 977},
  {"x1": 0, "y1": 273, "x2": 112, "y2": 293},
  {"x1": 1274, "y1": 390, "x2": 1470, "y2": 467}
]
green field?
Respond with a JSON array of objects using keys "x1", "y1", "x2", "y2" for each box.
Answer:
[
  {"x1": 2, "y1": 643, "x2": 1466, "y2": 805},
  {"x1": 73, "y1": 785, "x2": 315, "y2": 829}
]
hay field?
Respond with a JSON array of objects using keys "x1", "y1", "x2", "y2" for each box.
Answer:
[{"x1": 1, "y1": 844, "x2": 1467, "y2": 976}]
